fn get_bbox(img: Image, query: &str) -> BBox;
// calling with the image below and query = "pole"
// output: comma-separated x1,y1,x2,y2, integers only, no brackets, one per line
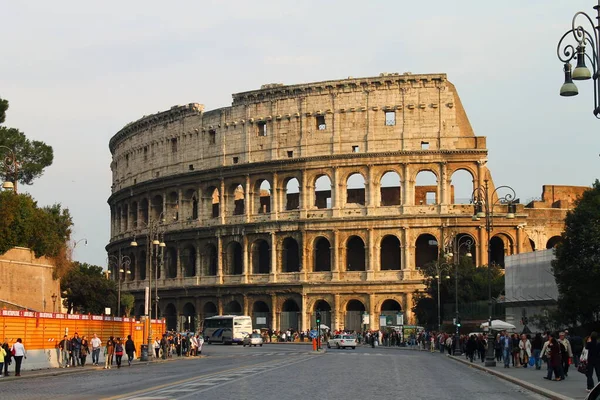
437,272,441,332
454,242,460,355
118,269,121,317
148,228,153,357
484,180,496,367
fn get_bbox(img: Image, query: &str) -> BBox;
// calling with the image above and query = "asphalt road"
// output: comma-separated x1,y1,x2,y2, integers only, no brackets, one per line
2,344,547,400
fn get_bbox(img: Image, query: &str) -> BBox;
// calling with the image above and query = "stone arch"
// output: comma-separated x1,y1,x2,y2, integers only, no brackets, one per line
151,194,163,220
285,177,300,210
415,233,438,269
490,233,514,268
345,299,366,332
380,299,402,312
165,246,177,278
252,239,270,274
252,300,270,329
313,299,332,328
182,302,196,331
314,237,331,272
380,235,401,270
546,236,562,249
229,183,245,216
280,298,301,331
183,189,198,220
346,173,366,205
315,174,332,209
415,170,438,205
380,171,401,206
450,168,475,204
255,179,271,214
181,244,196,277
202,244,218,276
203,302,217,319
346,235,366,271
140,198,149,225
165,303,177,331
204,186,220,218
225,241,243,275
167,191,179,221
282,237,300,273
224,300,242,315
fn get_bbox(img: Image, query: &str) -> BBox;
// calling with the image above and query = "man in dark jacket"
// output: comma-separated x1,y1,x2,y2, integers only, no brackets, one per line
125,335,135,367
70,333,82,367
58,335,72,368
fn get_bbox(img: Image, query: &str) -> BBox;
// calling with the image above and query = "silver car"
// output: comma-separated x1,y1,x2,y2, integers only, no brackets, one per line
243,333,264,347
327,334,357,349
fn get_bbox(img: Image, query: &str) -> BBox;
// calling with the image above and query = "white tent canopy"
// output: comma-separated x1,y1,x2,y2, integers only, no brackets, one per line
480,320,516,331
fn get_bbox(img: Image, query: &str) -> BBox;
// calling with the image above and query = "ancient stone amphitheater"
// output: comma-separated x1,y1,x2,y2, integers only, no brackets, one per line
107,72,583,332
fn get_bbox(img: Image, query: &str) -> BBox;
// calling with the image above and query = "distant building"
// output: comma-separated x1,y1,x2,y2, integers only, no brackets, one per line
504,249,558,333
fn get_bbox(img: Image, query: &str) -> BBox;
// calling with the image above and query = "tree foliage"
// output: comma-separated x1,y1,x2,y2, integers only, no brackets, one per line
120,292,135,317
0,97,53,189
61,262,117,315
0,191,73,277
552,180,600,327
412,257,505,329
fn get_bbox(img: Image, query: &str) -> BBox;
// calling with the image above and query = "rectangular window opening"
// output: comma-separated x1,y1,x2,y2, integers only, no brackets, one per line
155,172,160,178
125,154,129,168
385,111,396,126
426,192,436,205
287,151,293,158
316,115,326,130
421,141,429,150
189,164,194,171
144,147,148,161
233,157,239,164
171,138,178,153
209,129,216,144
352,145,359,153
257,122,267,136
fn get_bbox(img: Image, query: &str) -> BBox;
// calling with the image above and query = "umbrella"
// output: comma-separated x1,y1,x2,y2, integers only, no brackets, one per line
480,319,516,331
318,324,330,331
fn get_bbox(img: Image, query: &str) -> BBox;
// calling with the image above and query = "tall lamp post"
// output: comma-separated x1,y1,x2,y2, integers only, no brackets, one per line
443,233,473,355
0,145,18,192
557,1,600,117
471,179,517,367
131,214,165,357
107,254,131,317
51,293,58,313
431,262,451,333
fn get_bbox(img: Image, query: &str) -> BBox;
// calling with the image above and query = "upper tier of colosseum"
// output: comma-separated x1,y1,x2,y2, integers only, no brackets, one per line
109,72,486,193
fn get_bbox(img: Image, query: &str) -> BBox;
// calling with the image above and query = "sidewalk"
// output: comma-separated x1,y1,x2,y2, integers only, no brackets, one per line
449,355,589,400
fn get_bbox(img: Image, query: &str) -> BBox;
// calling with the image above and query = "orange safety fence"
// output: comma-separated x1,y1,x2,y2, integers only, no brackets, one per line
0,310,165,355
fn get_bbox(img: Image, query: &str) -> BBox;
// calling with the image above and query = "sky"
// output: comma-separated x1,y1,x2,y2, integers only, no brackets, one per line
1,0,598,268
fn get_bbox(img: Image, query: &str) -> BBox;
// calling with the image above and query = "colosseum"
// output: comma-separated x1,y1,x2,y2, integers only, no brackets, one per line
107,72,585,333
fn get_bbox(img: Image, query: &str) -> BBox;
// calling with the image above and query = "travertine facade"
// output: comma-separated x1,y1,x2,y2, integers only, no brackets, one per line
107,73,584,332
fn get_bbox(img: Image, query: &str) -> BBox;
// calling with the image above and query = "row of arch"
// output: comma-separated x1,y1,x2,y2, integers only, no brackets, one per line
111,168,477,234
142,298,403,332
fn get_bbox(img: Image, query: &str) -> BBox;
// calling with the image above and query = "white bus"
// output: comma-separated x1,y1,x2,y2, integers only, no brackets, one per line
203,315,253,345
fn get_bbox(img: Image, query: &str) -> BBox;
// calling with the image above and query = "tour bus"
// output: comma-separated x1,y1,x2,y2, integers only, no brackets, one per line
202,315,253,345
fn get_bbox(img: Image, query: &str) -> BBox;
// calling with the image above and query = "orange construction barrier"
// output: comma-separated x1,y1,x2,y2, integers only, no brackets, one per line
312,338,317,351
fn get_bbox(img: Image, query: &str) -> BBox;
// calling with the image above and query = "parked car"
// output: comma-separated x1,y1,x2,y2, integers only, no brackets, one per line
327,334,357,349
243,333,264,347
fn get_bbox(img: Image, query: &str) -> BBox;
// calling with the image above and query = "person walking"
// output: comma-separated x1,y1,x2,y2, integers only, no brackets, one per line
585,332,600,392
500,331,512,368
466,335,477,363
91,333,101,366
531,333,543,370
1,341,11,376
58,335,71,368
0,343,6,377
114,338,124,369
11,338,26,377
125,335,135,367
104,336,115,369
494,334,502,362
519,334,531,368
80,335,90,367
70,332,82,367
153,337,160,358
558,331,573,378
544,336,562,381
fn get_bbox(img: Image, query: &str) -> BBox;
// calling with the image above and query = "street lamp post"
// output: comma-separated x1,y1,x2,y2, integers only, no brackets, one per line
557,1,600,117
107,254,131,317
51,293,57,313
471,179,517,367
0,145,18,193
431,262,451,333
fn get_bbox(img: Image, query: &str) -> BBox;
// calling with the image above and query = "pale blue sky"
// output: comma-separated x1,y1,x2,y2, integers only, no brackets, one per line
1,0,598,267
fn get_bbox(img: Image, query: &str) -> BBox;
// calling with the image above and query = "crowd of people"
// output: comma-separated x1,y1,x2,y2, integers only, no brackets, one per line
58,332,136,370
0,338,26,377
152,331,204,359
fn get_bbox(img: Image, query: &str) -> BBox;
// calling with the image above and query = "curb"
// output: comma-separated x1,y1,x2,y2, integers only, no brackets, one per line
449,356,572,400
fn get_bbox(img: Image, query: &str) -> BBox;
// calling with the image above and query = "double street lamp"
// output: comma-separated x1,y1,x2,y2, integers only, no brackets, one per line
107,254,131,317
471,179,517,367
557,1,600,117
431,262,451,333
0,145,18,193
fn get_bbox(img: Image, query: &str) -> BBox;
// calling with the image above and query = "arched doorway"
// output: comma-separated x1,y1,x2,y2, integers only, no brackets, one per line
314,237,331,271
182,302,196,332
252,240,270,274
490,235,508,267
345,300,365,332
224,300,242,316
346,236,366,271
252,301,270,329
380,299,402,327
280,299,300,331
415,234,438,269
225,241,243,275
165,303,177,331
203,302,217,320
546,236,562,249
282,237,300,272
313,300,332,329
380,235,401,270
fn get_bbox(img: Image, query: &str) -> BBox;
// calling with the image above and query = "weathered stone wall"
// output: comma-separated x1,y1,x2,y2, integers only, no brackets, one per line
0,247,60,312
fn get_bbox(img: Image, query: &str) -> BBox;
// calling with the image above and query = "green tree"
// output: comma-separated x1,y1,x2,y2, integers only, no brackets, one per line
120,292,135,317
552,180,600,327
61,262,117,315
0,97,53,191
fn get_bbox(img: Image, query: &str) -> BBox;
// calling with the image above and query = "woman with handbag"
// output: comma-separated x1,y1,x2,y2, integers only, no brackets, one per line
114,338,124,369
11,338,26,377
519,334,532,368
79,335,90,367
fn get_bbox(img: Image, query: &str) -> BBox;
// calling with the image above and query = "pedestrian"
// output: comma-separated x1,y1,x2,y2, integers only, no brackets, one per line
104,336,115,369
494,334,502,362
80,335,90,367
70,332,82,367
511,333,520,367
466,335,477,362
91,333,102,366
1,341,11,376
477,334,486,362
585,332,600,392
114,338,124,369
125,335,135,367
500,331,512,368
153,337,160,358
558,331,572,378
571,333,584,368
0,343,6,377
11,338,26,377
58,335,71,368
544,336,562,381
532,333,543,370
519,334,531,368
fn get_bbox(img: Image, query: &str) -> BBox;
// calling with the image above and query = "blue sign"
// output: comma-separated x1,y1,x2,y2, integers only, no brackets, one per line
309,329,318,339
